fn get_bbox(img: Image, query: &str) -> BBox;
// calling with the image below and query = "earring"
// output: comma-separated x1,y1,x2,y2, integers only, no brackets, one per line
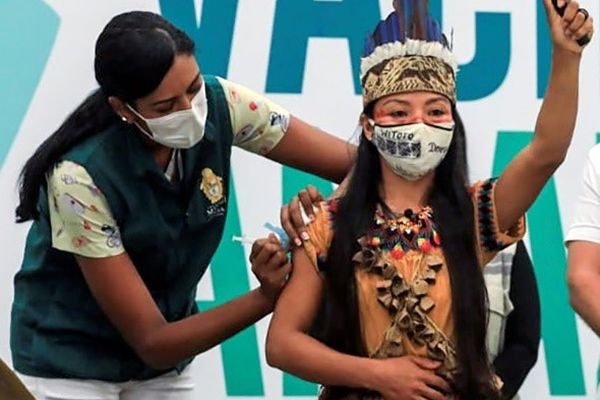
121,116,128,123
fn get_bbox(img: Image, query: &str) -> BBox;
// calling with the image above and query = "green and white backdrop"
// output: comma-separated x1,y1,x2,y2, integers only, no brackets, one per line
0,0,599,398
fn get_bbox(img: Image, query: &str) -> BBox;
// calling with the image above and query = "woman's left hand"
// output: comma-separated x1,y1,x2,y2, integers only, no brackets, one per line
280,185,324,248
544,0,594,54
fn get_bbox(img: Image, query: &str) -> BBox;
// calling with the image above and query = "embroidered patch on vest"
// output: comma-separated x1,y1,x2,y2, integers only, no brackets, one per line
200,168,224,205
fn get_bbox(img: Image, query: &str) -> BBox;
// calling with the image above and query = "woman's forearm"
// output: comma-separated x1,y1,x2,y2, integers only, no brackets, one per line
493,48,582,231
532,49,581,167
266,329,381,390
139,288,272,369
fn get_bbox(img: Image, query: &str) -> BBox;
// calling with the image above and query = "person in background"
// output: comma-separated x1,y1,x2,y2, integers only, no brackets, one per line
566,144,600,337
485,241,541,399
566,144,600,398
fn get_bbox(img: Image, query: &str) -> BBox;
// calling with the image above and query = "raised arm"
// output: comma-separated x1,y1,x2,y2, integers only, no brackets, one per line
494,0,593,232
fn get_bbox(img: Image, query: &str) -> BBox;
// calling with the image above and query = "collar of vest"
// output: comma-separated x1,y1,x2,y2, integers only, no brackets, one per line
121,125,214,179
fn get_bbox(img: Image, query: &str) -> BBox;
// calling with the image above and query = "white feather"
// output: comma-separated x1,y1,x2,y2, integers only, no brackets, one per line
360,39,458,79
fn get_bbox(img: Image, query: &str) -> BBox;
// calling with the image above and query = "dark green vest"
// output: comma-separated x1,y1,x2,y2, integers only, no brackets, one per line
11,76,233,381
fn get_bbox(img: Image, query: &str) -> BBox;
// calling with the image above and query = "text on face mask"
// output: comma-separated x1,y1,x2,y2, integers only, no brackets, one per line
377,128,415,141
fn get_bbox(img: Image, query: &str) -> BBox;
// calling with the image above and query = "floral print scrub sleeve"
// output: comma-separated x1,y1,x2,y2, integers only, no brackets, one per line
48,160,125,258
218,77,290,155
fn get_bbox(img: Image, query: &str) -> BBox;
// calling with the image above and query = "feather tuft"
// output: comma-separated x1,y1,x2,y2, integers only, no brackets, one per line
363,0,448,58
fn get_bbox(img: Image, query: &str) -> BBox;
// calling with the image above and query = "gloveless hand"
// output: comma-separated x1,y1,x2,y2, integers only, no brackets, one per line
544,0,594,54
250,234,291,305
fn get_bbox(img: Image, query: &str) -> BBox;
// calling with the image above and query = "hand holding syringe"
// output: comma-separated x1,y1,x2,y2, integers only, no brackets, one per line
231,194,318,293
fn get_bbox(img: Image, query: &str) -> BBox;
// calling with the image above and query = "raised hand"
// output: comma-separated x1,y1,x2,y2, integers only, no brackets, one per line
544,0,594,53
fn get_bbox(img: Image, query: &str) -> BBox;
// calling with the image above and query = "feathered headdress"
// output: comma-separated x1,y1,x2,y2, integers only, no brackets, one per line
361,0,457,107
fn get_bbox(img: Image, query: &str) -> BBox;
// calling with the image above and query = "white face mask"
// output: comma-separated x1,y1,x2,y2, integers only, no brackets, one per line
370,120,455,181
128,84,208,149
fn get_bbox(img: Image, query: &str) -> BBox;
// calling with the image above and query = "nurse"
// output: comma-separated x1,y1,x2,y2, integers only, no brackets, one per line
11,11,353,400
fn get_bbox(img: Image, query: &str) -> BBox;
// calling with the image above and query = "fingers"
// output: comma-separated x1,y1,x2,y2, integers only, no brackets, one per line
410,356,441,370
288,196,310,242
281,186,323,248
562,1,580,25
415,383,446,400
409,357,451,397
420,372,452,394
266,248,288,270
565,7,587,35
572,15,594,41
252,241,282,269
307,185,324,203
298,190,316,221
542,0,566,17
262,257,291,288
249,238,268,263
280,204,302,248
267,233,280,244
544,0,594,49
563,3,594,46
274,262,292,282
298,185,323,221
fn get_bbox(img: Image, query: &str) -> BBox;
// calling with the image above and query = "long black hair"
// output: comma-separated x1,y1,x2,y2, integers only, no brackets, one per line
15,11,195,222
320,107,497,398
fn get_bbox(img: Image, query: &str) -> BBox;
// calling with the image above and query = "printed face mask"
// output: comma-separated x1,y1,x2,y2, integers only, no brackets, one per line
128,84,208,149
370,120,455,180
